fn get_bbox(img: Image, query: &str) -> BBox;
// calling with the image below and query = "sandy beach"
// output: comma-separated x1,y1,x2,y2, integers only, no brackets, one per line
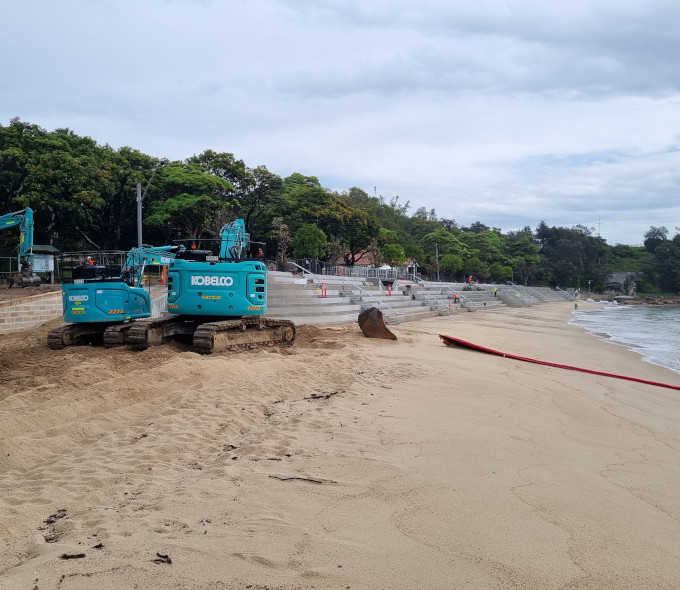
2,301,680,589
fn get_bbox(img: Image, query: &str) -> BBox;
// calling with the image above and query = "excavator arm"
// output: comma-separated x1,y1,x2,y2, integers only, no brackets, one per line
121,244,185,286
218,219,249,261
0,207,40,287
1,207,34,261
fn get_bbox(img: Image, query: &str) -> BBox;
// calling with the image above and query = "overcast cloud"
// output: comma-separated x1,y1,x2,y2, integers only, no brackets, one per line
3,0,680,245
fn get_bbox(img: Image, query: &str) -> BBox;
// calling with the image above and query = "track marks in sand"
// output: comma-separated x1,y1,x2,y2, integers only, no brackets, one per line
0,322,432,587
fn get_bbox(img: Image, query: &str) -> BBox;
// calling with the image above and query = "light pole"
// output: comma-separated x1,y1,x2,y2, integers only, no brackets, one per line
435,243,440,282
136,159,168,247
588,280,592,294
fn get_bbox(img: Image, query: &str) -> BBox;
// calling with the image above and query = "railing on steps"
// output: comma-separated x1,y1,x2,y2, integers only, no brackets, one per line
500,287,533,306
286,262,321,285
555,286,573,300
523,286,550,302
417,289,444,311
391,279,449,313
440,286,481,310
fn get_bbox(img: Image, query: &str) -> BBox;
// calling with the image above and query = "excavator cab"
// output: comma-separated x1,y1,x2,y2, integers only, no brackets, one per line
71,264,122,281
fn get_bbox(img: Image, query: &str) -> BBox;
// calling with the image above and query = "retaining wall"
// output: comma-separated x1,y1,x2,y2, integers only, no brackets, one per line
0,292,62,334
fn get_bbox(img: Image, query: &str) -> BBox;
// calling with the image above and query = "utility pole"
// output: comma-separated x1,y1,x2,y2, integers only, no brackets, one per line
435,243,440,281
136,159,168,247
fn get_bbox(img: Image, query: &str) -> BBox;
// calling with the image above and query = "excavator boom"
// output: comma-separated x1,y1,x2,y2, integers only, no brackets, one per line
0,207,41,287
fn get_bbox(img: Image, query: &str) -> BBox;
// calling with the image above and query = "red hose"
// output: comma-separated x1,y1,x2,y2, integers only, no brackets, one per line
438,334,680,391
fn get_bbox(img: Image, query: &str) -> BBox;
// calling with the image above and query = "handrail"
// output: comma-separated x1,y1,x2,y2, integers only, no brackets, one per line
421,290,448,310
524,286,550,302
441,286,478,309
354,279,400,317
287,261,320,283
501,288,533,306
554,286,572,300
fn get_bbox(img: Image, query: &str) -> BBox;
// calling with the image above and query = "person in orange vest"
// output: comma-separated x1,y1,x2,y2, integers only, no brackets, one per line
87,256,94,265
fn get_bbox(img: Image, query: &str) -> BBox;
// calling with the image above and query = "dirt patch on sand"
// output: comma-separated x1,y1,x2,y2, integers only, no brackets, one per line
0,284,61,302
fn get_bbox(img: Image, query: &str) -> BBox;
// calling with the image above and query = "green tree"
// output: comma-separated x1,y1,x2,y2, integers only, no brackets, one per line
439,253,463,278
271,217,291,271
292,223,328,258
489,262,513,281
377,227,398,245
339,208,380,265
187,149,252,195
382,243,406,266
16,127,113,249
644,226,668,253
238,165,285,236
145,162,234,242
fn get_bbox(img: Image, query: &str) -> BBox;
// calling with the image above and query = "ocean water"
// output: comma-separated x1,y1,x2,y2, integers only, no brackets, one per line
569,304,680,375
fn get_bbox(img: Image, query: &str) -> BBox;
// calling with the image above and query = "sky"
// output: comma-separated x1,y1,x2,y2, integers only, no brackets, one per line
3,0,680,246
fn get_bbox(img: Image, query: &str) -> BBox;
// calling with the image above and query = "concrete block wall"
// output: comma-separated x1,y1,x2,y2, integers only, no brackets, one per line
0,292,62,334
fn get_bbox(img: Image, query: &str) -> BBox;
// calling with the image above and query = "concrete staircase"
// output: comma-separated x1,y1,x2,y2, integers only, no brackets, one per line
494,284,569,305
524,286,570,302
264,272,455,325
413,281,505,310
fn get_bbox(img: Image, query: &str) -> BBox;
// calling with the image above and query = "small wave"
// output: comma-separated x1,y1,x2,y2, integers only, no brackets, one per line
570,306,680,375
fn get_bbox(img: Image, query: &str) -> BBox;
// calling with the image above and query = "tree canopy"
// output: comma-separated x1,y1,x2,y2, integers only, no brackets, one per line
2,118,678,292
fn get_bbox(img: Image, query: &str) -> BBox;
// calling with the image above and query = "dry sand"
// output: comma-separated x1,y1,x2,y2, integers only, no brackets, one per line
1,301,680,589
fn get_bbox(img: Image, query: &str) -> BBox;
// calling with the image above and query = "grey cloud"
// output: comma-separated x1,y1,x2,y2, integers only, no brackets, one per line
3,0,679,245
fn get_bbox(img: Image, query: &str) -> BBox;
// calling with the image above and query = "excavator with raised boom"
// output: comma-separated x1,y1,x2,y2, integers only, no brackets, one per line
126,219,296,354
0,207,41,287
47,244,184,349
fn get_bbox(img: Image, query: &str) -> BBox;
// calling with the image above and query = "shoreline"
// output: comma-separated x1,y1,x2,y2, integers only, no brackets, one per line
571,301,680,376
2,302,680,589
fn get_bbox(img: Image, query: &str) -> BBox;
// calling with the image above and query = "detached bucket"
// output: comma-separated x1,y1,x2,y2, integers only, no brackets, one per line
358,307,397,340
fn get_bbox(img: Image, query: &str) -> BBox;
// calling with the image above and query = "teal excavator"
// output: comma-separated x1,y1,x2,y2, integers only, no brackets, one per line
47,244,184,349
0,207,41,287
126,219,296,354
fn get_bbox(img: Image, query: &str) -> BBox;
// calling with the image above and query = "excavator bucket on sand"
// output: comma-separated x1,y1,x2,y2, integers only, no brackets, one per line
358,307,397,340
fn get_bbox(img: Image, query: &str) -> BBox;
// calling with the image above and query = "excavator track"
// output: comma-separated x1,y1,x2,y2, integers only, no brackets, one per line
126,317,182,351
193,317,296,354
47,323,105,349
126,315,296,354
47,324,74,350
48,321,136,350
102,323,135,348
